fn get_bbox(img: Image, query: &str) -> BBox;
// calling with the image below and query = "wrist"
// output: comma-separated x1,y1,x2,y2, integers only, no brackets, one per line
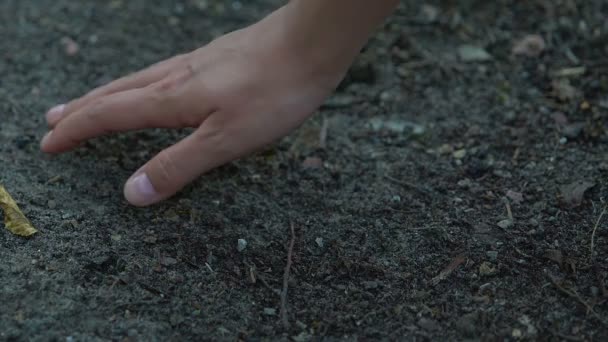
257,0,398,79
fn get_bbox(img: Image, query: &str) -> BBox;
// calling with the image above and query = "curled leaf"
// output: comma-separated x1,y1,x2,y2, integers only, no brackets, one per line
0,184,38,237
560,180,595,208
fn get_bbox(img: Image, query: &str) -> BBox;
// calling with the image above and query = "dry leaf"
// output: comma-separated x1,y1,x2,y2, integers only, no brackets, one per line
506,190,524,204
0,184,38,237
552,79,579,101
544,249,563,268
560,180,595,208
544,249,577,273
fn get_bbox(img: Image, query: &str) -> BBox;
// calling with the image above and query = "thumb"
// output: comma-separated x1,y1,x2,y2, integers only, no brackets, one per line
123,121,236,207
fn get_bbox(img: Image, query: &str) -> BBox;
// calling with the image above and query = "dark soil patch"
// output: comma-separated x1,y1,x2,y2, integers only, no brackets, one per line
1,0,607,340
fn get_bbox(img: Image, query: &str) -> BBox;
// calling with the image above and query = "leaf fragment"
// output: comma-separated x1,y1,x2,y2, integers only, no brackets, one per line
560,180,595,208
0,184,38,237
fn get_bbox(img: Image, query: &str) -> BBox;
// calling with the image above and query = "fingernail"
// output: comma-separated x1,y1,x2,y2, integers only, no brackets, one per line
41,130,53,149
124,173,158,206
46,104,65,123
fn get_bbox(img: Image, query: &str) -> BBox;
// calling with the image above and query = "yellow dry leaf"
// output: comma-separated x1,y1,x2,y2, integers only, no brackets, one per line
0,184,38,237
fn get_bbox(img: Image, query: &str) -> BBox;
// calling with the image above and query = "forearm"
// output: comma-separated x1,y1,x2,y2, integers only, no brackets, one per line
260,0,399,69
287,0,399,50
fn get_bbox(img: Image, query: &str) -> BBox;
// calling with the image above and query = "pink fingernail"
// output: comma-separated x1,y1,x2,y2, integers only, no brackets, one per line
40,130,53,149
46,104,65,123
124,173,158,206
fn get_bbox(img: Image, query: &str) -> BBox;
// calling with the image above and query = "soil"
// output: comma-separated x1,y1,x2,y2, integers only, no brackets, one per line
1,0,607,340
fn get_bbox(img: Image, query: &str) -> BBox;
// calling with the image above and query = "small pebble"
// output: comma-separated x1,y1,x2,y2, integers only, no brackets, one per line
512,328,523,338
417,317,440,331
437,144,453,155
60,36,79,56
497,219,513,229
479,262,497,276
161,257,178,266
493,169,512,178
503,111,517,122
457,179,472,188
263,308,276,316
453,149,467,159
458,45,493,62
302,157,323,169
237,239,247,252
315,237,324,248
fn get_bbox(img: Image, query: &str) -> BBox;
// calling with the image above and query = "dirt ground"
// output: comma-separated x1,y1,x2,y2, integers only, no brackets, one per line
1,0,607,340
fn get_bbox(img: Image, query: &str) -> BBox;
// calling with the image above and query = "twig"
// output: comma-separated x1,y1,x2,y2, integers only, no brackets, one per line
280,222,296,330
400,59,434,70
590,205,607,262
547,273,607,326
260,275,281,296
430,255,466,286
549,330,583,342
137,281,165,296
594,263,608,298
504,199,513,221
319,117,329,149
385,175,433,197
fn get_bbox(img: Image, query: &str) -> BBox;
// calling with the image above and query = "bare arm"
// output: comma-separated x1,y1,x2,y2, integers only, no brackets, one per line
284,0,400,63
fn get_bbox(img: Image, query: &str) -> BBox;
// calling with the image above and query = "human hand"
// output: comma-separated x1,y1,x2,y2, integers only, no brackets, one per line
41,6,351,207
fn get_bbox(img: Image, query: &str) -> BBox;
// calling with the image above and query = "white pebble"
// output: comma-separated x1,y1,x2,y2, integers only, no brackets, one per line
237,239,247,252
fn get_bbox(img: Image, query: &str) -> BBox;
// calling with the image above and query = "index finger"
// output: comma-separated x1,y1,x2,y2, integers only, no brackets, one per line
47,54,187,127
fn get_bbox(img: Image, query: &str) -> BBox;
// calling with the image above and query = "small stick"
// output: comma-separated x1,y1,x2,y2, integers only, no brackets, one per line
385,175,432,197
280,222,296,330
430,255,466,286
319,117,329,149
590,205,607,262
505,198,513,221
548,274,607,326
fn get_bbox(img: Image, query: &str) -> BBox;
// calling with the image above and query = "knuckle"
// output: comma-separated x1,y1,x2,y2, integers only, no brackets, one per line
193,118,238,158
151,61,196,95
85,98,109,122
148,72,188,108
155,151,178,188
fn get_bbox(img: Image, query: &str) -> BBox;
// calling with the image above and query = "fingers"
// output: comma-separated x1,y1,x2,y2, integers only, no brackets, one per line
41,79,214,153
45,54,187,127
123,103,315,206
124,114,242,206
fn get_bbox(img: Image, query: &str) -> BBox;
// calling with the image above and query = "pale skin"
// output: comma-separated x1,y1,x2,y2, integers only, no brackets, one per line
41,0,400,207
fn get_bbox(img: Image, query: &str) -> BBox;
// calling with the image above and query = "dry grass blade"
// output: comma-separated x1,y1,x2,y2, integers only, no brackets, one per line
280,222,296,330
431,255,466,286
590,205,607,262
548,273,608,327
